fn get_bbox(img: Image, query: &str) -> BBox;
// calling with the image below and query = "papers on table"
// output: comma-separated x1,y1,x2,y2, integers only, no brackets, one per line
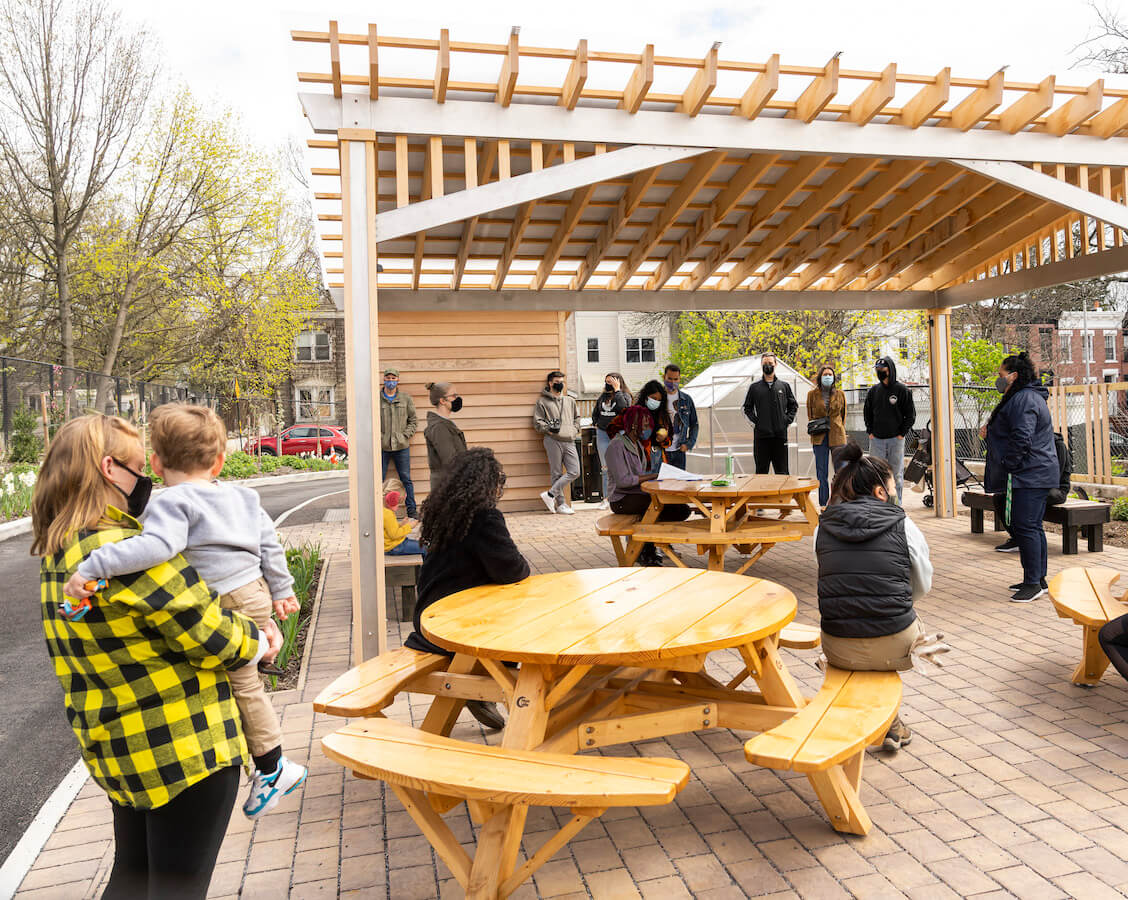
657,462,710,481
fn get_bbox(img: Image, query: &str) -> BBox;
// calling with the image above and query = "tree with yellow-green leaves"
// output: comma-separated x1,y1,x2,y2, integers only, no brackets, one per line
670,310,881,382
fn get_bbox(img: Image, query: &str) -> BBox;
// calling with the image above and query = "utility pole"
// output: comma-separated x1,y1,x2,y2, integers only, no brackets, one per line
1083,297,1092,384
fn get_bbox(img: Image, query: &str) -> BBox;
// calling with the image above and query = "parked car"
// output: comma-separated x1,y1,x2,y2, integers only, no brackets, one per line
245,424,348,459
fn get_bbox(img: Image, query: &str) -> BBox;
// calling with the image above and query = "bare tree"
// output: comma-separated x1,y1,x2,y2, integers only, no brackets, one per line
0,0,154,372
1075,3,1128,72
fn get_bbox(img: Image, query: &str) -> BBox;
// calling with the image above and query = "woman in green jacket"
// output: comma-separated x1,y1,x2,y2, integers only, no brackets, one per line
32,415,282,899
423,381,468,487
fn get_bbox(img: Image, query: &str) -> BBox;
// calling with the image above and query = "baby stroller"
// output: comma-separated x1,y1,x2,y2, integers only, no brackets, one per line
902,420,981,508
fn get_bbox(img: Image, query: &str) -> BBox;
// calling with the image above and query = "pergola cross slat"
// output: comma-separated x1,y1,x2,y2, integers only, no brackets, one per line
294,23,1128,658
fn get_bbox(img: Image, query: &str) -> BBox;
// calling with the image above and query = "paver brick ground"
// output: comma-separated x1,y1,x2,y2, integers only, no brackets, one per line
16,500,1128,897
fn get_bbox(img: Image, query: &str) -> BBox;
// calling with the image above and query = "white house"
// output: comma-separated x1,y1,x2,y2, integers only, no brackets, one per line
839,311,930,389
566,312,673,398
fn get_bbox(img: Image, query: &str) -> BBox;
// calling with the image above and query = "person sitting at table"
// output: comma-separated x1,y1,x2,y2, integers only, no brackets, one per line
404,447,530,731
816,442,933,752
635,380,673,469
605,405,689,567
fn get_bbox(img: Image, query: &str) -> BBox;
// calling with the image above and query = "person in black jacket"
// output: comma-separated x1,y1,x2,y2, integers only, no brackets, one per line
863,356,917,501
592,372,631,509
742,353,798,474
992,430,1071,552
817,443,933,751
983,352,1058,603
405,447,531,730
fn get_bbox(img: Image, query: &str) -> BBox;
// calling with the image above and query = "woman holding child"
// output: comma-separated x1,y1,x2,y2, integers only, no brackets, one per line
34,412,288,899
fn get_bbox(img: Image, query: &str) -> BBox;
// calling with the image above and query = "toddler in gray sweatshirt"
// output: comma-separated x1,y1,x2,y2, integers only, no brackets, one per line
66,403,307,819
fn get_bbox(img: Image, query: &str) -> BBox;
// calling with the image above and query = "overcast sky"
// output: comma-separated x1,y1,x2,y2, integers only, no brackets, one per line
115,0,1127,151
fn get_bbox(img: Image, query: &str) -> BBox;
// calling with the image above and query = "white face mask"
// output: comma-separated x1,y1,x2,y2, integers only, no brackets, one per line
645,397,661,411
821,375,834,388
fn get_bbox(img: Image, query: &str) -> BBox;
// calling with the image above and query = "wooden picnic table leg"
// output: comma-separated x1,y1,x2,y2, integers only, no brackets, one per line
1073,625,1111,685
748,636,873,835
420,654,482,736
626,494,665,566
467,664,553,898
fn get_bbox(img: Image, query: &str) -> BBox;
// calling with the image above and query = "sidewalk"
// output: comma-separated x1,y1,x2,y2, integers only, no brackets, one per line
15,505,1128,898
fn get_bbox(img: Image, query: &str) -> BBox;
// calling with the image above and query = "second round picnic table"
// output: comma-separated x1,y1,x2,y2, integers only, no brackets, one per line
621,473,821,572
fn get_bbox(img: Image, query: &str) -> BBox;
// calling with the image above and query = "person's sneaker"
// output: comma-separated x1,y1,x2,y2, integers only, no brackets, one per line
882,717,912,751
995,539,1020,552
539,491,556,514
556,503,575,515
1011,583,1048,603
243,757,307,819
1009,578,1048,592
466,700,505,731
598,499,610,510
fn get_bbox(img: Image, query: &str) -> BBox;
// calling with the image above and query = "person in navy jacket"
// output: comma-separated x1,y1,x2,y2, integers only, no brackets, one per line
983,352,1059,603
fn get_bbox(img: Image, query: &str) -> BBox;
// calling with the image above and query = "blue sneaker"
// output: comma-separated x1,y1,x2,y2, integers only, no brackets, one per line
243,756,307,819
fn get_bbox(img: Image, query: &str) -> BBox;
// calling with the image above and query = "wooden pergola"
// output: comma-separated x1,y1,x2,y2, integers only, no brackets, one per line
293,24,1128,657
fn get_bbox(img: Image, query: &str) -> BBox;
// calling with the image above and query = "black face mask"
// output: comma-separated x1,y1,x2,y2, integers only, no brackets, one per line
112,459,152,518
876,368,888,380
450,396,463,413
603,383,614,393
551,381,564,393
762,364,775,376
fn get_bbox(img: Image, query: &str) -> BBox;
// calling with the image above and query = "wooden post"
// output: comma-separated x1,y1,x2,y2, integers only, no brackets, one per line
927,309,957,517
340,128,387,660
40,392,50,449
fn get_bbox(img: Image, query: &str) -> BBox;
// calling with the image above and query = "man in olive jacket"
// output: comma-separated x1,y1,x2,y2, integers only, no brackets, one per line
380,367,418,517
533,370,581,514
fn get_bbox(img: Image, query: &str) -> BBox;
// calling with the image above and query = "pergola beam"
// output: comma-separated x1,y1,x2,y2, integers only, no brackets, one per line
951,158,1128,231
941,243,1128,305
368,287,942,312
372,144,709,243
299,94,1128,167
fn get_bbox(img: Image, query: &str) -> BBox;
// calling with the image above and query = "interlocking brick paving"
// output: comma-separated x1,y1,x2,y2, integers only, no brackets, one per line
16,502,1128,898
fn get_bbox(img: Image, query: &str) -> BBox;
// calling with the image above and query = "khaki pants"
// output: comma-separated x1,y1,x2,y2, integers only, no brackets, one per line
219,578,282,758
821,619,924,672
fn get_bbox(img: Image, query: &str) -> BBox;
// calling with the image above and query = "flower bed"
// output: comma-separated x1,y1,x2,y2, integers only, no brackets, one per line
265,541,323,692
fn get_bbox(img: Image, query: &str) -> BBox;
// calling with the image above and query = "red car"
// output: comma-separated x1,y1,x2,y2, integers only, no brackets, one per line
246,424,348,459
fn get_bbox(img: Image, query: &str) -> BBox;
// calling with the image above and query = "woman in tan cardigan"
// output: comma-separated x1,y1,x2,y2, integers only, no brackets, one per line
807,364,848,507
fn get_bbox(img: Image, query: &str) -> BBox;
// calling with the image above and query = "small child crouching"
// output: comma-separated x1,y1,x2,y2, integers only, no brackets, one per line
384,490,424,556
66,404,306,817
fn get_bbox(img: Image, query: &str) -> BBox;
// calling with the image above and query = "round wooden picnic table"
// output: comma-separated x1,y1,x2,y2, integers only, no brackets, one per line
421,567,797,667
631,474,820,572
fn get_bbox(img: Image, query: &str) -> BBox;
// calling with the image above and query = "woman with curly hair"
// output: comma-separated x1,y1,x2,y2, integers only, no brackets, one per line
404,447,530,730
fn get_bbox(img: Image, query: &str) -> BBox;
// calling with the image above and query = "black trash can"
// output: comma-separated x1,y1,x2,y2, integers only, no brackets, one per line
571,427,604,502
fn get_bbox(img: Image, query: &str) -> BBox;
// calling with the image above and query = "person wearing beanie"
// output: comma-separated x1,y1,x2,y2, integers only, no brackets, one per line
423,381,467,487
384,490,423,556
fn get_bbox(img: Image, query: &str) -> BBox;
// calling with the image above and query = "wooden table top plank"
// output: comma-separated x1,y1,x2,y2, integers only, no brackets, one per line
423,568,799,666
643,475,818,500
421,567,637,634
1049,567,1109,627
1086,567,1126,622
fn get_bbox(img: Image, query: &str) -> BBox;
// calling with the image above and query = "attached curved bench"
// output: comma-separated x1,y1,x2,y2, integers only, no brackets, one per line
744,666,901,835
322,719,689,898
596,513,642,565
777,621,821,650
312,647,449,717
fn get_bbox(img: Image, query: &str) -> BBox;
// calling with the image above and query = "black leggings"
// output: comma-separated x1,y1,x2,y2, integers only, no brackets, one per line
103,766,240,900
1100,614,1128,684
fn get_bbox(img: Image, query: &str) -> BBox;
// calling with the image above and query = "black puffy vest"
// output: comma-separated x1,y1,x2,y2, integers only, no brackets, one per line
816,496,915,639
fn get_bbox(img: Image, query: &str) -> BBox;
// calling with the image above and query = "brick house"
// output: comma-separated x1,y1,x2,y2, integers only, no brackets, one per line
283,292,347,428
1006,310,1128,386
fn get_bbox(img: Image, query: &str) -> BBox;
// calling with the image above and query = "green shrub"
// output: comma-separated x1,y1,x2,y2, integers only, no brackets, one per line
257,455,282,473
1112,497,1128,522
8,406,42,464
271,542,323,685
219,451,258,480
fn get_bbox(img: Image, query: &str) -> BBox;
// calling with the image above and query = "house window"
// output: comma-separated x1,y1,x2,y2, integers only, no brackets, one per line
296,387,334,419
1083,333,1094,364
1039,327,1053,360
625,337,655,364
898,337,909,361
586,337,599,363
1106,333,1116,362
1060,332,1072,363
296,331,330,362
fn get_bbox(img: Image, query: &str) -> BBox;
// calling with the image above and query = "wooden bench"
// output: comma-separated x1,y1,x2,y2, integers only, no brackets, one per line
596,513,641,565
777,622,821,650
322,718,689,898
313,647,449,717
962,492,1110,554
744,667,902,835
385,554,424,620
1048,567,1128,685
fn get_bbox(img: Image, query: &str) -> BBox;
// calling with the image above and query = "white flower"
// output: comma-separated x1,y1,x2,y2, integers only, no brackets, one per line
2,474,14,492
19,471,35,488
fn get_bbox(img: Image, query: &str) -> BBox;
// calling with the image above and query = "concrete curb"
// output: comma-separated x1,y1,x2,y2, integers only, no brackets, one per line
0,469,350,544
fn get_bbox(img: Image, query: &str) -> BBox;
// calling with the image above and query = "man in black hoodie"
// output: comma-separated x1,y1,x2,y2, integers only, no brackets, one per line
863,356,916,501
743,353,799,475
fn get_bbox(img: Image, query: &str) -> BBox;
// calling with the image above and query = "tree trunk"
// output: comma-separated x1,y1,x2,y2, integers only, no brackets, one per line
94,270,138,413
56,236,75,391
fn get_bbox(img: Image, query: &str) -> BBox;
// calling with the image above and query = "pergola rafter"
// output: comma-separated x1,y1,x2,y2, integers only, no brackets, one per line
293,22,1128,658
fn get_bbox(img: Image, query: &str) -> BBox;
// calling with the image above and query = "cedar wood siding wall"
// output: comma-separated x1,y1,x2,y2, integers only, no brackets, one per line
378,309,567,513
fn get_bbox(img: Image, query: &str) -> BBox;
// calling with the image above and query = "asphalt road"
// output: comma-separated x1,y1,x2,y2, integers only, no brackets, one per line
0,473,349,867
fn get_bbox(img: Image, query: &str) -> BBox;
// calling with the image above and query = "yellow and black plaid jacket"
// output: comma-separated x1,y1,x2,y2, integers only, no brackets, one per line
41,506,262,809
